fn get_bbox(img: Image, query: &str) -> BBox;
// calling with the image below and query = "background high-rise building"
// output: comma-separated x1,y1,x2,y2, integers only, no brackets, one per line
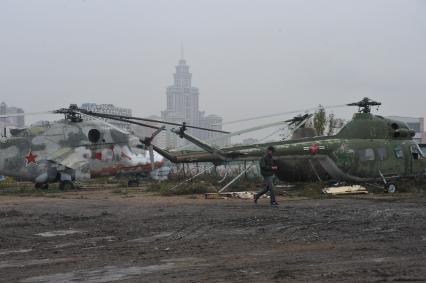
161,56,227,149
0,102,25,128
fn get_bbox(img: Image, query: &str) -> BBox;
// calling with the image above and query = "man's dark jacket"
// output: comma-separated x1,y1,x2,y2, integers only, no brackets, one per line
259,154,275,177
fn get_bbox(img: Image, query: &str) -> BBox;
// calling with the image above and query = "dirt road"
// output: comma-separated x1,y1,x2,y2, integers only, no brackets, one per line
0,190,425,282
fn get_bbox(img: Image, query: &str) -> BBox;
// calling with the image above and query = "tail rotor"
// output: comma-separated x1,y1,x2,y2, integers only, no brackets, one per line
141,126,165,171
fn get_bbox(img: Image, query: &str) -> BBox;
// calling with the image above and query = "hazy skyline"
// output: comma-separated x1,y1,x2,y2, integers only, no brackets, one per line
1,0,425,131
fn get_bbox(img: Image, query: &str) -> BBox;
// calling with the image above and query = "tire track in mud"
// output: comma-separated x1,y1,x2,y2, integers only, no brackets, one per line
154,208,215,243
126,208,216,246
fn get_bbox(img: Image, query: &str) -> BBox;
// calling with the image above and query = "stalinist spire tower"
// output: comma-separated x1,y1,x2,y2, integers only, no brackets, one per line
161,49,200,148
161,48,226,149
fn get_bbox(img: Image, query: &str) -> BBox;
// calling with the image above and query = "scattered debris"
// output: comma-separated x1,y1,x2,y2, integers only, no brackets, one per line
205,191,268,199
322,185,369,195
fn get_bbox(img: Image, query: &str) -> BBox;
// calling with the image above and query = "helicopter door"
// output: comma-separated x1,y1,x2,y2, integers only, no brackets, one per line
409,145,424,175
376,146,396,176
356,148,376,177
392,146,406,175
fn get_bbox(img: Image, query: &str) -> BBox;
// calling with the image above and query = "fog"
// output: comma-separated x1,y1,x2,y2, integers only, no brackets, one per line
1,0,425,132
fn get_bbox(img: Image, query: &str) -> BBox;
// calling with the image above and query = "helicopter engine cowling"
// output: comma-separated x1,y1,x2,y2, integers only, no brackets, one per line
88,128,102,143
393,129,415,139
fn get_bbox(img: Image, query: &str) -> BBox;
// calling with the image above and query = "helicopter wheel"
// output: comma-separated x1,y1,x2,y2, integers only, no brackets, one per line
385,183,397,193
59,180,75,191
35,183,49,190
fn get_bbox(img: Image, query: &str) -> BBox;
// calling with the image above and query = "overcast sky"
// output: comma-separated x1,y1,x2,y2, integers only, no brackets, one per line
1,0,425,131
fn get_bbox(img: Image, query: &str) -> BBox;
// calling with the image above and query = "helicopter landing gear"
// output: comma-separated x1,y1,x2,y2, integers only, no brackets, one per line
59,180,75,191
379,170,397,193
35,183,49,190
385,183,397,194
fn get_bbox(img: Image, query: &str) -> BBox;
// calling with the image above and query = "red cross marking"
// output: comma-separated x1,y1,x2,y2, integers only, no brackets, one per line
310,143,319,154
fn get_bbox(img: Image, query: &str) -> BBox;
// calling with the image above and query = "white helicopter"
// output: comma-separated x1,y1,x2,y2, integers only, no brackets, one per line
0,104,227,190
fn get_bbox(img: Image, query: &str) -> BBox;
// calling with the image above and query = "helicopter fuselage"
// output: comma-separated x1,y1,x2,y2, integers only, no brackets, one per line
0,120,165,185
160,113,425,183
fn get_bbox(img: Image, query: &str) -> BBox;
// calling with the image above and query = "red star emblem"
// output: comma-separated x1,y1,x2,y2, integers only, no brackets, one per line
310,143,319,154
25,151,38,166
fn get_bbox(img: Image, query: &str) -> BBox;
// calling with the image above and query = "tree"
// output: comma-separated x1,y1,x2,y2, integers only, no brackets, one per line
313,105,326,136
327,113,336,136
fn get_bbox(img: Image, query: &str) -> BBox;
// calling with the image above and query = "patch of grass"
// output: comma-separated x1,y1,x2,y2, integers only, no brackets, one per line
395,179,426,194
146,183,162,192
281,182,326,198
111,188,128,195
0,185,75,197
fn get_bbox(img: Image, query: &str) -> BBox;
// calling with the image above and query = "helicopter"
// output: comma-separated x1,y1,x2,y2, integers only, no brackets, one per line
139,98,425,193
0,104,227,190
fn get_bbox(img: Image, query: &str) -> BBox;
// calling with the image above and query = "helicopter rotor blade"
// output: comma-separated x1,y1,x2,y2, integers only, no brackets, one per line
219,104,347,126
126,116,229,134
174,120,288,151
174,112,316,151
0,111,53,118
73,109,229,134
151,126,165,139
77,112,130,135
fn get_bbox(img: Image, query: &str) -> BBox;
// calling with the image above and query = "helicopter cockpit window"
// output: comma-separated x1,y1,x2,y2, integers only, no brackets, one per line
410,145,423,160
394,147,404,159
358,148,375,161
376,147,388,161
416,144,425,158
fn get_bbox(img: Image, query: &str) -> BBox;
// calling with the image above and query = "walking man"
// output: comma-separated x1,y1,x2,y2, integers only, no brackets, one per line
254,146,279,205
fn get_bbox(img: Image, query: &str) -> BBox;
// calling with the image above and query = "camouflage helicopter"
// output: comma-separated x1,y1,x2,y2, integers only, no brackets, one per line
138,98,425,193
0,104,227,190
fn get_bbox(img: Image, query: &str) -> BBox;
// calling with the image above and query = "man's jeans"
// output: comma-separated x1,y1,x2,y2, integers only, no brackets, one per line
255,176,276,204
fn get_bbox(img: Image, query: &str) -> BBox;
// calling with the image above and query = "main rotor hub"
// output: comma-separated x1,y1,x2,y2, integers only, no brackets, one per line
347,97,381,113
285,113,313,127
54,104,83,122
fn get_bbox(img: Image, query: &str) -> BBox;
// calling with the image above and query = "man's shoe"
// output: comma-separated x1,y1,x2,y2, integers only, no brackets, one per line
271,202,279,206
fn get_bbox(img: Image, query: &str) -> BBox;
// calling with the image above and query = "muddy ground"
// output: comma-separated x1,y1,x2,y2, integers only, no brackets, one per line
0,188,425,282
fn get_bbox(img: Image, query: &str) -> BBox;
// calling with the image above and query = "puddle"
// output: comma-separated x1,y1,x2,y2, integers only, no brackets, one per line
35,229,83,237
21,263,175,283
20,257,208,282
0,249,32,256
